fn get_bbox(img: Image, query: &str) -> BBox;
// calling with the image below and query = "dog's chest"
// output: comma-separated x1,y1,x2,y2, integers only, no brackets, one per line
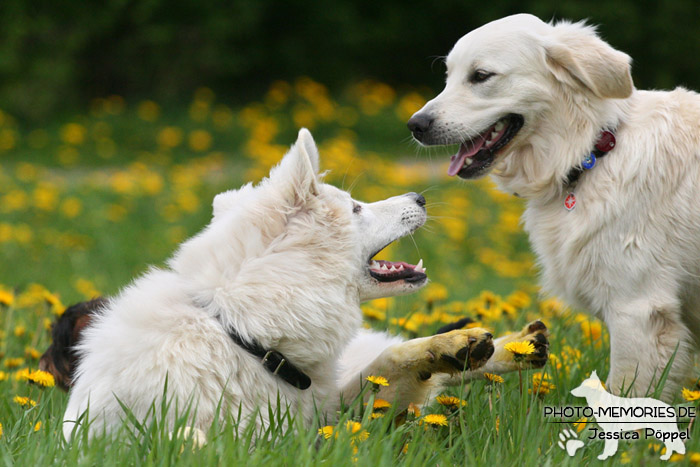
523,201,637,314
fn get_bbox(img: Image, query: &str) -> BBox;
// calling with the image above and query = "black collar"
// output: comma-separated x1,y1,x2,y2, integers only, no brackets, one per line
224,326,312,390
564,130,617,187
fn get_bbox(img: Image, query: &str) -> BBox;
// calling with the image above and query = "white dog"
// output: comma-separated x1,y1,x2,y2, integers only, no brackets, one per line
63,129,547,440
408,14,700,400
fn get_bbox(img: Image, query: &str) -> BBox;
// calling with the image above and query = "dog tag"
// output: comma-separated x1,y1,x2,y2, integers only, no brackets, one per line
582,153,596,170
564,192,576,211
595,131,616,152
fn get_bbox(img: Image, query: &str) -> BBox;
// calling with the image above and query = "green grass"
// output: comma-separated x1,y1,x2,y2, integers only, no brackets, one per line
0,79,699,465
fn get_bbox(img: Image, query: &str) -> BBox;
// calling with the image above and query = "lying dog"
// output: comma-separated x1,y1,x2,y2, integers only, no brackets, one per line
408,14,700,400
61,129,548,440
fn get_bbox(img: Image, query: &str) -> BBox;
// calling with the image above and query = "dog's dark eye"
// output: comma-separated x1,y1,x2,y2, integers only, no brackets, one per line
352,203,362,214
469,69,495,84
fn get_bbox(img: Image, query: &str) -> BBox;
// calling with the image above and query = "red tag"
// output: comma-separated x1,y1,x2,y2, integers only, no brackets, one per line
564,193,576,211
595,131,616,152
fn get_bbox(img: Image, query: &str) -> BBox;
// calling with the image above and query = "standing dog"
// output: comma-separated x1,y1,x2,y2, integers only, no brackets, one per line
62,129,547,440
408,14,700,400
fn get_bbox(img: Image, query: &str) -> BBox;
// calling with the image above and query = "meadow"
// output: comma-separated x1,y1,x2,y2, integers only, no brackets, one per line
0,78,699,465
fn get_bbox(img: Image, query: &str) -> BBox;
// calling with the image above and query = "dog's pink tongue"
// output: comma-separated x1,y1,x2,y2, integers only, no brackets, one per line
447,137,487,176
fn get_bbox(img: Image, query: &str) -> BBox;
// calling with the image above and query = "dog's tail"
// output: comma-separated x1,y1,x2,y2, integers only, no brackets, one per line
39,297,106,391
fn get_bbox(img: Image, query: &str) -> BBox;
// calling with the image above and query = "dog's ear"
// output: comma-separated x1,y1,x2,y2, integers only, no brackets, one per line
545,21,633,99
269,128,320,204
590,370,599,380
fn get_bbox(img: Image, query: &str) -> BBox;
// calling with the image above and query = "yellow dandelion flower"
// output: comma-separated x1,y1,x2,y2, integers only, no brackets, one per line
682,387,700,402
506,291,531,309
14,396,36,407
370,412,384,420
157,126,183,148
355,430,370,442
0,288,14,306
188,129,213,152
574,417,588,433
13,325,25,338
5,358,25,369
60,197,83,218
34,421,42,432
436,395,467,408
390,317,418,333
504,341,535,356
0,422,2,438
25,347,40,360
407,402,421,418
318,425,334,439
27,369,55,388
345,421,362,434
14,368,31,381
362,306,386,321
422,414,448,427
0,371,7,381
137,100,160,122
423,283,448,303
530,373,556,396
43,291,65,316
60,123,87,145
372,398,391,410
484,373,504,384
366,375,389,387
495,416,500,434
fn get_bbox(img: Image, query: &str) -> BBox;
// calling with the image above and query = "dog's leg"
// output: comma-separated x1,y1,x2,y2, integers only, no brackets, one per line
605,300,693,401
338,328,494,410
438,320,549,386
598,436,619,460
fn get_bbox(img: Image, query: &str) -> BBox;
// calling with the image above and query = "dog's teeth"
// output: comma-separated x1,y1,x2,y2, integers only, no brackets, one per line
380,264,388,271
370,260,378,269
495,120,505,131
423,267,427,274
389,265,397,272
491,131,499,140
416,259,423,271
398,264,404,271
463,158,473,167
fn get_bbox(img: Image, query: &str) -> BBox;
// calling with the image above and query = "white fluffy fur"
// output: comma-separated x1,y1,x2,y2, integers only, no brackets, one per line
411,13,700,400
64,129,506,440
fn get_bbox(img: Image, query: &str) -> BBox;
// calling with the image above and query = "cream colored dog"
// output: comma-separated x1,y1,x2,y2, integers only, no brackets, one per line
63,129,547,441
409,14,700,401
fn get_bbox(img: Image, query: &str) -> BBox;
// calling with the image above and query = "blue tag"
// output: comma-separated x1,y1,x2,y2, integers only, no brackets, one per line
582,153,596,170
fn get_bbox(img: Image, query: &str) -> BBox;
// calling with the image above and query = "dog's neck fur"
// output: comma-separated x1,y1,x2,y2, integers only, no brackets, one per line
171,191,364,376
492,85,633,203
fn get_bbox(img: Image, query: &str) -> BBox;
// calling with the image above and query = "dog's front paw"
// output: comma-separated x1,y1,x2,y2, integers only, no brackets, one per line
424,328,495,376
496,320,549,368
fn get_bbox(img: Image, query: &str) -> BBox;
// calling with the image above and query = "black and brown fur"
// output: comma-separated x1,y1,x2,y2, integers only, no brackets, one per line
39,298,106,391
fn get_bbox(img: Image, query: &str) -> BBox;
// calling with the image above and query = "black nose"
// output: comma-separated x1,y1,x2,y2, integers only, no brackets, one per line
409,192,426,208
407,114,434,141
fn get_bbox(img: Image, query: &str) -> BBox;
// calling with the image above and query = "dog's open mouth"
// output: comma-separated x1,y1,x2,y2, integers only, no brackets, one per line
368,257,427,284
447,114,524,179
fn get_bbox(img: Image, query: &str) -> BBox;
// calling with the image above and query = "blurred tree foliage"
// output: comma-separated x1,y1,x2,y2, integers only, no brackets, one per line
1,0,699,122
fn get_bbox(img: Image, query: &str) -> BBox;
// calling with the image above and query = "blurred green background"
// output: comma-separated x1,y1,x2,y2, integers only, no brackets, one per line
2,5,700,465
2,0,699,123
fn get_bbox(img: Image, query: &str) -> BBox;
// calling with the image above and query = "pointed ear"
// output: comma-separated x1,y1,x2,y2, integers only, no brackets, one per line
268,128,320,204
545,21,633,99
590,370,599,380
296,128,320,174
